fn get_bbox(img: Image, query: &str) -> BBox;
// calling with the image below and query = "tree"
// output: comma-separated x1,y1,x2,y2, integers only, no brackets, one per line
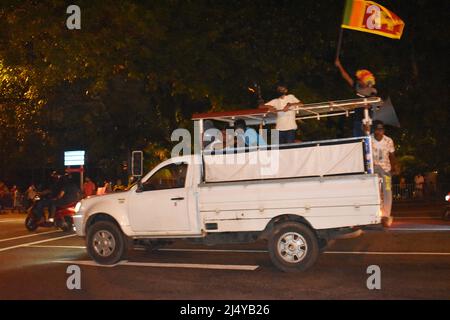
0,0,448,186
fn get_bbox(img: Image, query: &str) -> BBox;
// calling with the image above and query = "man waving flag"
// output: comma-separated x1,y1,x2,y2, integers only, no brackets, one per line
341,0,405,39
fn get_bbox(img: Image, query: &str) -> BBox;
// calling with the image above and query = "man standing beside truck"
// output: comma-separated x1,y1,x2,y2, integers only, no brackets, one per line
260,84,302,144
371,120,399,227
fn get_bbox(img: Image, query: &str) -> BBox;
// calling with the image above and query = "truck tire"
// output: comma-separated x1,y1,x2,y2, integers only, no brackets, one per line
86,221,128,265
268,221,319,272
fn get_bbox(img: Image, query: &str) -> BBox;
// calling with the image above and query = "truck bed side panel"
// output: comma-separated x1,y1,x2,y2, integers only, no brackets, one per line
198,174,381,231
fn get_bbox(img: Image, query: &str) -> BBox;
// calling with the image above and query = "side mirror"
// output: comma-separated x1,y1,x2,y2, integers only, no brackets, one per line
136,180,144,193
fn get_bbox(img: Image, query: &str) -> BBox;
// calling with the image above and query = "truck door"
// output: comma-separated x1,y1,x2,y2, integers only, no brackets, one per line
129,162,191,232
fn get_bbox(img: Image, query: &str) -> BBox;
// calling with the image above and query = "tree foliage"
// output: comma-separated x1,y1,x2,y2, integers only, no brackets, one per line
0,0,448,185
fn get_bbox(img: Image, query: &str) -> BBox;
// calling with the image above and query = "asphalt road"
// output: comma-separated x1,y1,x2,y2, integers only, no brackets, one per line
0,211,449,300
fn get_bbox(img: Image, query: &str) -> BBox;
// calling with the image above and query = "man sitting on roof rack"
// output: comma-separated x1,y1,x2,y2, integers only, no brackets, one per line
203,120,224,151
259,83,302,145
203,120,237,152
234,119,267,148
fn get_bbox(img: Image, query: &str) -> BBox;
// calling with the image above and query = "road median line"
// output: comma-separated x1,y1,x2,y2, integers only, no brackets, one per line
324,251,450,255
53,260,259,271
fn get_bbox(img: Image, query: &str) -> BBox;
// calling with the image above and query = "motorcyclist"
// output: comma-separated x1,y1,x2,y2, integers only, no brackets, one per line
47,174,81,223
33,171,63,223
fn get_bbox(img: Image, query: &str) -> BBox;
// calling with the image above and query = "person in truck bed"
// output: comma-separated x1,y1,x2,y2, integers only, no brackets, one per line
260,83,303,145
335,58,377,137
234,119,267,148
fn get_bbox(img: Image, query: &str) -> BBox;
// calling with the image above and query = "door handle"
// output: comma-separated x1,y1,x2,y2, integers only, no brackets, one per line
171,197,184,201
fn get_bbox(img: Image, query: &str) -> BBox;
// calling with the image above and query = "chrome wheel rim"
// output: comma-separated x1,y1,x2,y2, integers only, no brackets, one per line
277,232,308,263
92,230,116,257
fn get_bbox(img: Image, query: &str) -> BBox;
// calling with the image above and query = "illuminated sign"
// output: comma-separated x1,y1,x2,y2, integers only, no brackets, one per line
64,150,85,166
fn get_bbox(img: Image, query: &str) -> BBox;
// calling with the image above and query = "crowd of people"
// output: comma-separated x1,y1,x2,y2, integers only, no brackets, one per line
0,174,129,214
0,182,22,212
199,66,403,228
83,177,127,197
203,60,378,151
202,83,303,152
395,173,436,200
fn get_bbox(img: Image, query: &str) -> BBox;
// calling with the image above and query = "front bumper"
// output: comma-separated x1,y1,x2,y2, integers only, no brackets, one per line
73,214,86,236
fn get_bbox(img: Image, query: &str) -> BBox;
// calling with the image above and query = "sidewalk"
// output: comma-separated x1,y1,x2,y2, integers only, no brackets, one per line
0,209,28,216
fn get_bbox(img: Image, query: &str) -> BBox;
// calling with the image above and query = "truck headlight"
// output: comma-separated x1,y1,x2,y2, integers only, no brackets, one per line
74,202,82,213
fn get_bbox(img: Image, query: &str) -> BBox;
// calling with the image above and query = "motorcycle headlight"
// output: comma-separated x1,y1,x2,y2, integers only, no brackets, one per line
446,195,450,202
74,202,82,213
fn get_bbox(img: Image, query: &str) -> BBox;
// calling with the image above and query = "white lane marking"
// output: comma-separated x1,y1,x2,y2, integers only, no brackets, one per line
324,251,450,256
54,260,259,271
54,260,123,268
158,248,267,253
0,230,61,243
394,217,442,220
0,234,77,253
0,219,25,223
388,227,450,232
29,245,86,249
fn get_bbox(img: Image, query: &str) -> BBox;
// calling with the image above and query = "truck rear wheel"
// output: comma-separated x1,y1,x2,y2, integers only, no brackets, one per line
87,221,128,265
268,222,319,272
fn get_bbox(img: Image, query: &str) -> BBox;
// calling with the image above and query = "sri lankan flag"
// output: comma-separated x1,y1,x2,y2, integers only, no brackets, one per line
342,0,405,39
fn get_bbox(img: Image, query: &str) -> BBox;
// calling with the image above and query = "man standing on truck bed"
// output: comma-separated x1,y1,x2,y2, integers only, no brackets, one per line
260,83,302,144
335,58,377,137
372,120,399,227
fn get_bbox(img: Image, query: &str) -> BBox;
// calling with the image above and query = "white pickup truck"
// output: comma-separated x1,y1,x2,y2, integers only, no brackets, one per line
74,137,383,272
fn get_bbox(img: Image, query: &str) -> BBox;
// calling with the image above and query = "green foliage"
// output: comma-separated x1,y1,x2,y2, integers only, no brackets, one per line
0,0,448,184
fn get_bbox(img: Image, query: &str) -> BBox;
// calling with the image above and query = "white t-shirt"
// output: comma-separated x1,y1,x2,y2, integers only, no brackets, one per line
266,94,299,131
371,134,395,173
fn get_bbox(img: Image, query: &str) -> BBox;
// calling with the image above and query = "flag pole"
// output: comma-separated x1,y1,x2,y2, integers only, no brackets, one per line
335,27,344,61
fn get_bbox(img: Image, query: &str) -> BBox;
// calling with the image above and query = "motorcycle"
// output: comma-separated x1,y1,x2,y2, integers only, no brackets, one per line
25,195,76,232
444,192,450,221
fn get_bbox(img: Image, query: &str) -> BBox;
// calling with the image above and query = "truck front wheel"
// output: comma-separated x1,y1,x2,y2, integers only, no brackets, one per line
87,221,128,265
268,222,319,272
